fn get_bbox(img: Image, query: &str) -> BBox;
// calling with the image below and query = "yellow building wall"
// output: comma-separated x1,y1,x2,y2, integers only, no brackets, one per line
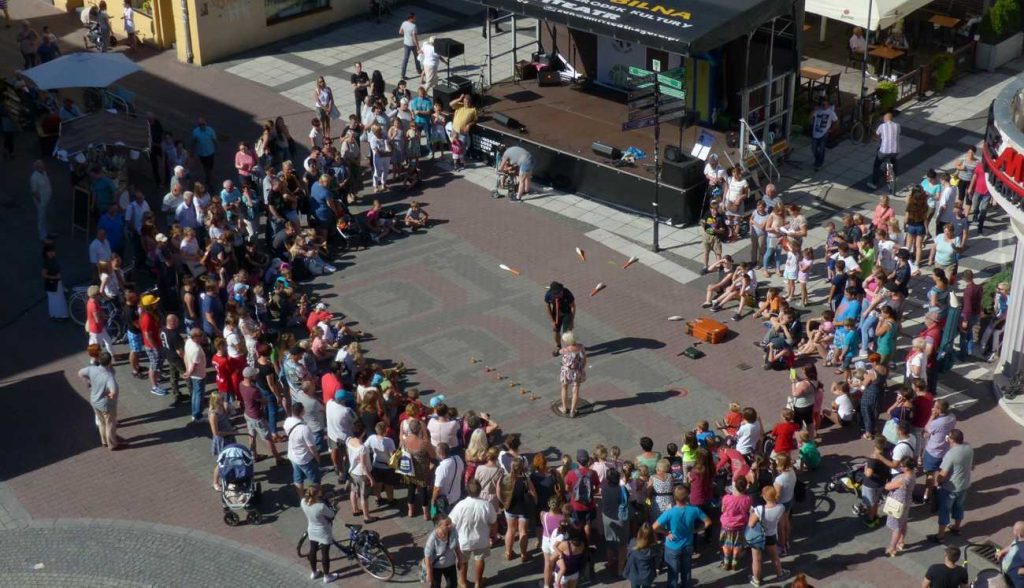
172,0,365,65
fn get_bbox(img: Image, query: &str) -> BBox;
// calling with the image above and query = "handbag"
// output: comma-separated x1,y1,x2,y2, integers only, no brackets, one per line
882,494,905,518
387,448,403,470
744,506,767,549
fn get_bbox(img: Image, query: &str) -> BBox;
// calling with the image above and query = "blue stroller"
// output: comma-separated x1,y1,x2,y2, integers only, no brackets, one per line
217,443,263,526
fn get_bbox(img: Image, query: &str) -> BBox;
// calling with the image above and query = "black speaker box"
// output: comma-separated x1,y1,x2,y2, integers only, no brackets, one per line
448,74,473,94
538,70,560,87
661,155,704,189
492,112,524,131
433,84,463,112
433,38,465,59
664,145,682,163
591,141,622,160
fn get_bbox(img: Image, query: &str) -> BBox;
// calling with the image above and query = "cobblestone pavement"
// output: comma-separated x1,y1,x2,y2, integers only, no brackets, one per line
0,0,1021,586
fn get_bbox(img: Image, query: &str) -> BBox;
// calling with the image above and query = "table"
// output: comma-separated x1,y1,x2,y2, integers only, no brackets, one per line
800,66,830,100
803,22,813,32
868,46,906,77
929,14,961,28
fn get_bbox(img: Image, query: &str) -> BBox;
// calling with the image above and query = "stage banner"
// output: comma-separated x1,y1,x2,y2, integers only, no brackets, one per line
468,0,797,54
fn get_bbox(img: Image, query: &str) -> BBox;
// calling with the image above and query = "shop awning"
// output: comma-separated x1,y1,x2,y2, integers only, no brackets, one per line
466,0,799,54
55,110,151,158
804,0,932,31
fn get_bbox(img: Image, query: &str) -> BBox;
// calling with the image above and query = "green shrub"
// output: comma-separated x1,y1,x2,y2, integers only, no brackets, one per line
982,268,1012,313
979,0,1022,43
931,54,956,91
875,81,898,111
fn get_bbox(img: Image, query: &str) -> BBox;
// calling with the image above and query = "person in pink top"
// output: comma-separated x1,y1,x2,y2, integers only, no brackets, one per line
872,194,895,229
234,141,255,188
966,159,990,233
719,477,753,571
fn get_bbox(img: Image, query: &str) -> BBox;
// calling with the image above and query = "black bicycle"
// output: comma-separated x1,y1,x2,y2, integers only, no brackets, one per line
297,523,395,581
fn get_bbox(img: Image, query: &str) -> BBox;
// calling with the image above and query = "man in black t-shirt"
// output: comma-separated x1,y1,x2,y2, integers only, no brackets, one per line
351,61,370,118
160,314,187,405
544,281,575,356
859,436,889,526
701,201,727,274
923,546,968,588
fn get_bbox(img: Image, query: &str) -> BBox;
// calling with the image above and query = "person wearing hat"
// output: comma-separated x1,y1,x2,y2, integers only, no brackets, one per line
564,449,600,543
701,200,727,274
139,293,168,396
545,282,576,357
306,302,332,334
239,365,284,464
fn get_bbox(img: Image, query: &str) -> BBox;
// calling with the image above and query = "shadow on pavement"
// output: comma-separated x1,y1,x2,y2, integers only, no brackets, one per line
587,336,666,357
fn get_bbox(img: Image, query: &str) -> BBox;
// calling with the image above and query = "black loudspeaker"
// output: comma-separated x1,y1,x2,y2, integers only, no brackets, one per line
433,83,462,112
664,145,682,163
538,70,560,87
448,74,473,94
661,155,705,189
591,141,622,160
433,38,465,59
492,112,525,132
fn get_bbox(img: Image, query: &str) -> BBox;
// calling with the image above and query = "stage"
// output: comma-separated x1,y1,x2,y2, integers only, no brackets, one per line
469,80,752,225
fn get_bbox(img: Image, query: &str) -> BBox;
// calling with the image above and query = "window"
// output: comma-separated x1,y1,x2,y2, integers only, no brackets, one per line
266,0,330,24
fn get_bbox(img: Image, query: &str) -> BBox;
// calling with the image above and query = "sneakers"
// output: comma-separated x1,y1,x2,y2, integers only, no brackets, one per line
701,302,713,308
777,569,790,580
323,572,339,583
732,313,742,322
750,576,762,587
150,386,169,396
865,517,883,528
310,571,323,581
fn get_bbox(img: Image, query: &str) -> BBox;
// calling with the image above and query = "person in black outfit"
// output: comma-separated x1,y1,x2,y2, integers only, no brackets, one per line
922,546,968,588
147,112,165,185
351,62,370,118
160,313,187,405
544,281,575,356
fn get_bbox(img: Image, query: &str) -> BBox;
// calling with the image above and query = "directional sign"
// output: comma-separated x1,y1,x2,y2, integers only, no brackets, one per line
628,94,682,112
628,66,654,77
659,86,686,100
628,101,686,122
622,116,659,131
657,74,684,90
659,110,689,123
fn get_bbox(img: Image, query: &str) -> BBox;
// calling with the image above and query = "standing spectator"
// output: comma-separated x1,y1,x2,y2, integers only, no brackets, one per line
42,245,68,321
425,514,462,588
995,521,1024,588
624,523,659,588
558,331,587,418
183,327,207,423
923,546,968,588
351,62,370,117
301,486,339,583
921,399,957,504
931,429,974,543
17,21,39,69
432,442,465,516
700,201,727,274
600,469,629,577
500,459,537,561
399,13,421,80
313,76,337,139
160,314,187,405
209,392,235,490
958,271,984,359
191,117,218,184
918,311,944,394
78,351,119,450
420,37,443,92
749,200,769,268
868,111,899,190
747,486,787,587
934,173,958,236
36,27,61,63
284,402,321,500
449,479,497,588
89,228,113,267
719,477,752,571
30,160,52,241
139,293,168,396
810,98,837,171
564,449,600,543
884,457,916,557
239,366,283,463
967,157,991,233
653,485,711,588
85,285,113,355
345,420,374,522
860,436,889,527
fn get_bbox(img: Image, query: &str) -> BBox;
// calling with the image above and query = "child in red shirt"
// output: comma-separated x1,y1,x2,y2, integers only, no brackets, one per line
770,409,801,456
210,337,236,409
716,402,744,438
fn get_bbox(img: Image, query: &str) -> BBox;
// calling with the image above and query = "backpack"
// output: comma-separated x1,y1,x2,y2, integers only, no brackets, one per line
572,470,593,505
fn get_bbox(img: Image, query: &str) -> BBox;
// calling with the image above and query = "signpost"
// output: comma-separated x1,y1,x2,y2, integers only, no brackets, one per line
624,66,687,253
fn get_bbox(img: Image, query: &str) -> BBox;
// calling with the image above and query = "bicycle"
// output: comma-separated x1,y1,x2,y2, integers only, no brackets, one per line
68,286,127,344
297,523,395,581
883,159,896,196
849,95,880,144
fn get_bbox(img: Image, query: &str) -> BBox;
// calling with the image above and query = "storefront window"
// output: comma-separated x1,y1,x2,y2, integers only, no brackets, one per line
137,0,153,16
266,0,330,24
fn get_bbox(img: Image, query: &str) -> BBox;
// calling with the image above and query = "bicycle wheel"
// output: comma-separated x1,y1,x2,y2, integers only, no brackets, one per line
68,291,88,326
107,317,127,345
296,532,310,558
850,122,867,144
355,542,395,581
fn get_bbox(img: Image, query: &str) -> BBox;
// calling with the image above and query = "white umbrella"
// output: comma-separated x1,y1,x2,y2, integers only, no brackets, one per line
22,52,142,90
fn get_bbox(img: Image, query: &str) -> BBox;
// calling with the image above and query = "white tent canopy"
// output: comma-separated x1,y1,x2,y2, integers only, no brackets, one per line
805,0,933,31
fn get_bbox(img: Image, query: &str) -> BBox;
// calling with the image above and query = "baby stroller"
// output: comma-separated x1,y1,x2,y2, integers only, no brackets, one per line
80,6,109,52
336,214,370,250
822,457,867,515
217,443,263,526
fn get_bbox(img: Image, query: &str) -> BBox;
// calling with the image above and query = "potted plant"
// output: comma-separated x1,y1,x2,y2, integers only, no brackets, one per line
875,81,898,110
976,0,1024,71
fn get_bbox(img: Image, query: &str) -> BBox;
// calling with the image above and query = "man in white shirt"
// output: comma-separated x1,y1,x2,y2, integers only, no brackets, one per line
284,402,321,499
935,172,958,234
182,327,207,422
878,420,917,475
448,478,497,588
30,160,53,241
849,27,867,53
399,13,421,80
124,189,151,269
326,391,356,479
869,111,900,190
419,36,444,92
432,443,465,512
175,191,201,230
89,228,113,266
810,98,838,171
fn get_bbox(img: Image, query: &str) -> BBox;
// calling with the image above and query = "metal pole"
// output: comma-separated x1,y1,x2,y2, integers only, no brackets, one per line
487,11,493,86
512,14,517,68
652,83,661,253
179,0,193,63
860,0,874,101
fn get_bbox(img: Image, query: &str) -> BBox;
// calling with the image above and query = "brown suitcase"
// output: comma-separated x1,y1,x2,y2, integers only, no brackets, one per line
687,317,729,344
516,60,537,80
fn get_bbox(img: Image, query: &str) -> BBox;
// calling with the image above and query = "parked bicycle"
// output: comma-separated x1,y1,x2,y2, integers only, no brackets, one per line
849,95,881,144
296,522,395,581
67,285,127,344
